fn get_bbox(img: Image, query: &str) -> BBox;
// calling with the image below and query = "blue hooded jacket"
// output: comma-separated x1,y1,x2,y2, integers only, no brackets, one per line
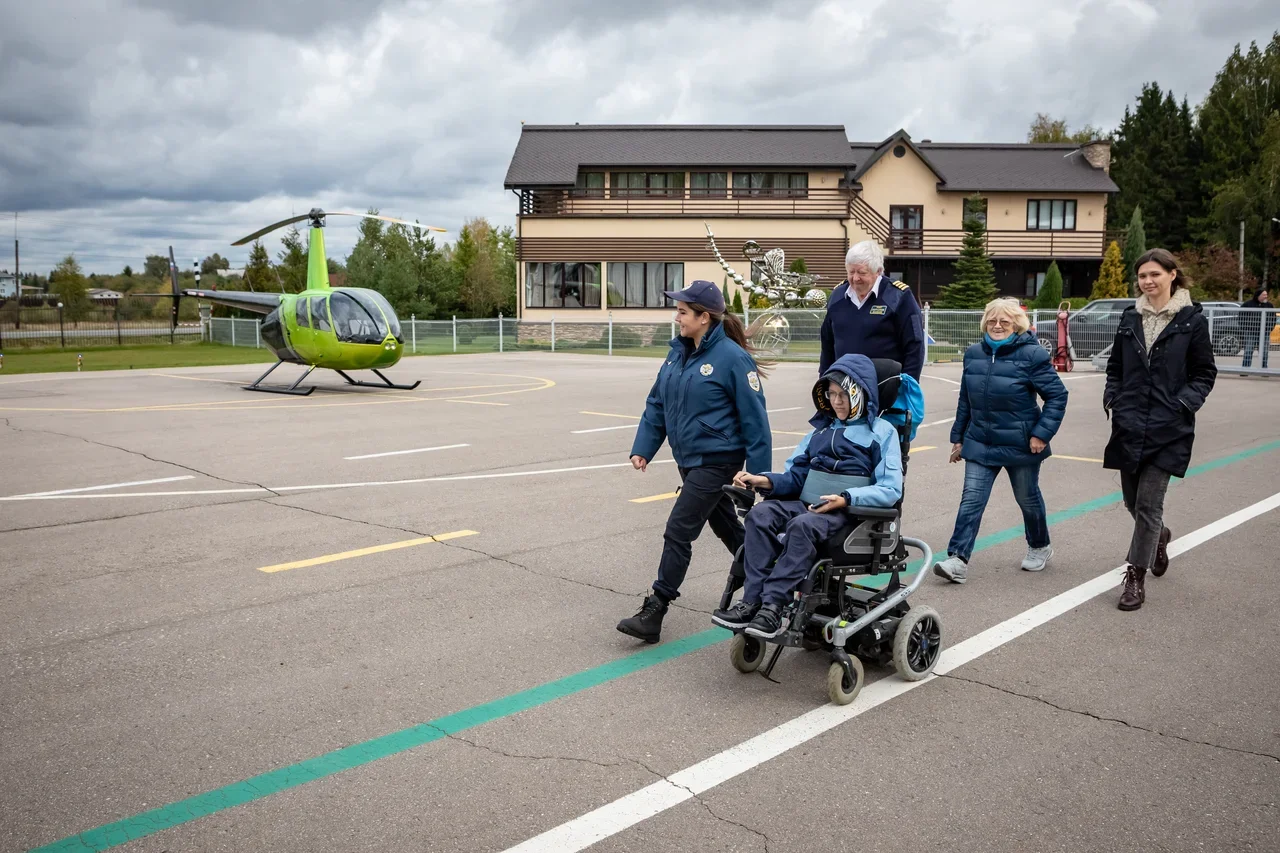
631,321,772,474
764,354,903,508
951,332,1069,467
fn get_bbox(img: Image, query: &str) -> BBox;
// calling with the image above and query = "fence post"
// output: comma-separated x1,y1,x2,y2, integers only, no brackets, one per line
231,319,236,347
58,304,65,348
256,320,261,349
452,316,457,353
671,318,676,341
608,312,613,356
551,314,556,352
116,302,122,346
499,312,504,353
922,306,930,364
411,314,417,353
744,303,750,327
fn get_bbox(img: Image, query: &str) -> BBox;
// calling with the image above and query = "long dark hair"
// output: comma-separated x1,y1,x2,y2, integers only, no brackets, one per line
1134,248,1189,293
688,302,773,377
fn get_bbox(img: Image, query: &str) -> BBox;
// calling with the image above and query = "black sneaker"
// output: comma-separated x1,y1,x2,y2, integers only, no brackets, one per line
712,599,760,630
744,603,786,639
616,593,668,644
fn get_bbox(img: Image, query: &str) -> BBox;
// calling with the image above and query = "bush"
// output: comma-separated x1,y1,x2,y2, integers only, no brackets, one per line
1031,262,1063,309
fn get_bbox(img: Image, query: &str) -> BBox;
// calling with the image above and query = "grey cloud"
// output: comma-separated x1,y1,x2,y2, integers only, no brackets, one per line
1,0,1276,273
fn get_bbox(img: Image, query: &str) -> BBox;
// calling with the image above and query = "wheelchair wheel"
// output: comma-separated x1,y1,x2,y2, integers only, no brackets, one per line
827,656,864,705
892,605,943,681
729,633,766,673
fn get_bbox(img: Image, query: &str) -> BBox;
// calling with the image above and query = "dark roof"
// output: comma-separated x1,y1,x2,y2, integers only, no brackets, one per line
504,125,857,187
851,129,947,183
847,136,1118,193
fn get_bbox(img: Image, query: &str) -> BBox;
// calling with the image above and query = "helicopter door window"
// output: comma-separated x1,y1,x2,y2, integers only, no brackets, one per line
310,296,331,332
329,292,383,344
295,298,311,329
361,290,402,341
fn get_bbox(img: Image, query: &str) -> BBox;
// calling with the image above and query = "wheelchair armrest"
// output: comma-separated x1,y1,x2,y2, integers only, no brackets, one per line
720,484,757,512
848,505,899,521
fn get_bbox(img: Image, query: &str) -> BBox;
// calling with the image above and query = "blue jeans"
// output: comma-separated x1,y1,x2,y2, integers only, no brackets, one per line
946,460,1050,562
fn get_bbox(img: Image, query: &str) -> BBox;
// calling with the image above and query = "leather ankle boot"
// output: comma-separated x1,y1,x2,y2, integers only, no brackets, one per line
1118,565,1146,611
1151,528,1172,577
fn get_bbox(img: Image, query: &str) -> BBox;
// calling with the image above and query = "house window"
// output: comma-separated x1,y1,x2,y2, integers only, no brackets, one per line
573,172,604,198
610,172,684,198
690,172,728,198
1026,199,1077,230
525,263,601,309
890,205,924,250
962,197,988,227
606,262,683,308
731,172,808,198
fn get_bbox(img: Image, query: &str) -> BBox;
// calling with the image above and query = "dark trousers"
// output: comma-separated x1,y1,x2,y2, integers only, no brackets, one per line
741,500,849,607
1241,340,1270,368
946,460,1050,562
653,462,744,602
1121,464,1172,569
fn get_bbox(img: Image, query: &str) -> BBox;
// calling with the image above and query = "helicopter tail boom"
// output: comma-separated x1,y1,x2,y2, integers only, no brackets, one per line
183,289,283,315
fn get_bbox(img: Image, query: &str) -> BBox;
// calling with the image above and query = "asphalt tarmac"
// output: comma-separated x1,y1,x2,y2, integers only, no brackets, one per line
1,352,1276,852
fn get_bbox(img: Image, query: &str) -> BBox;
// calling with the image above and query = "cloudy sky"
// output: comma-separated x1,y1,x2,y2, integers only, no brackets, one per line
0,0,1275,274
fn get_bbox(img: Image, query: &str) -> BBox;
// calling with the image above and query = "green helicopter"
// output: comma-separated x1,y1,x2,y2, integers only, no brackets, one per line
184,208,445,396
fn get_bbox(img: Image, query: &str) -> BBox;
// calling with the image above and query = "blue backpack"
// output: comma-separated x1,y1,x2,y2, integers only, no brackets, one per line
880,373,925,441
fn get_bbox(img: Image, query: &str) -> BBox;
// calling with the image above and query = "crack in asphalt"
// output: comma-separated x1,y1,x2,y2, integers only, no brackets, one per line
0,421,280,496
435,726,629,770
626,755,774,852
941,673,1280,764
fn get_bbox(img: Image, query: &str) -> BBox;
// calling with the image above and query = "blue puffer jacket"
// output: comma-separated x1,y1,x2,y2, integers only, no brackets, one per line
766,354,903,508
950,332,1068,467
632,320,773,474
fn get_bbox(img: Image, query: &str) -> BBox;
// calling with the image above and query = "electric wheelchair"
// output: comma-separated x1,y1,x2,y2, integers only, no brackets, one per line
716,358,943,705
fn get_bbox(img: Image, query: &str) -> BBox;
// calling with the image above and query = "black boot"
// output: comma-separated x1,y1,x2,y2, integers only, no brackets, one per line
1151,527,1172,577
1118,565,1146,611
617,593,668,644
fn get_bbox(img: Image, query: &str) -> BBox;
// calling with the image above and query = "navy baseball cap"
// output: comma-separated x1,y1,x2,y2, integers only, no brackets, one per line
664,279,725,313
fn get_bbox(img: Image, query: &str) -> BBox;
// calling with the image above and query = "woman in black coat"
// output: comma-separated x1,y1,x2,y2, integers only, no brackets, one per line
1104,248,1217,611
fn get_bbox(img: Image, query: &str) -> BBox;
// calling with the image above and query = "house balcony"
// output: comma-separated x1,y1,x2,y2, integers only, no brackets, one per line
885,228,1119,259
515,187,855,218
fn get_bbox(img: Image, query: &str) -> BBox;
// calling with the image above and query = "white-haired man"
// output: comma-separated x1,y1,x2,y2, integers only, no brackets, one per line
819,241,924,379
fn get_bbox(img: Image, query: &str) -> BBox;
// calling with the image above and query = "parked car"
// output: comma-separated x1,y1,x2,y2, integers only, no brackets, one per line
1036,298,1242,359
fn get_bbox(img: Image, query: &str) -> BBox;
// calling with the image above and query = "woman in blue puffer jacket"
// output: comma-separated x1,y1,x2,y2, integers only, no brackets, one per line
933,298,1068,584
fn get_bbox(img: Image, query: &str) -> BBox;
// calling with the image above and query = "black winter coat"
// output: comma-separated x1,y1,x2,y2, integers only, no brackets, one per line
1103,302,1217,477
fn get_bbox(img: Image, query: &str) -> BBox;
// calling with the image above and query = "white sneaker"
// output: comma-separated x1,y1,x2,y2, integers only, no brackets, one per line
1021,545,1053,572
932,555,968,584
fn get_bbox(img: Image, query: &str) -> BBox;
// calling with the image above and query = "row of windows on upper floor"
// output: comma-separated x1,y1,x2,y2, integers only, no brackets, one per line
573,171,810,198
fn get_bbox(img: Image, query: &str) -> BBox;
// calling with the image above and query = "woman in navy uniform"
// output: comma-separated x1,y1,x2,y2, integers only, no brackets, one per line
618,280,773,644
820,241,924,379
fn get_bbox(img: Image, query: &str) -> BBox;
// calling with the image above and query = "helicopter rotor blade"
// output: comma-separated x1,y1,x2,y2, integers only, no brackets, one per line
230,214,315,246
325,212,447,233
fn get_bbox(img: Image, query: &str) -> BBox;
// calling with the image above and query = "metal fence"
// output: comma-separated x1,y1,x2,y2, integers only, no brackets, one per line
204,307,1280,376
0,297,200,349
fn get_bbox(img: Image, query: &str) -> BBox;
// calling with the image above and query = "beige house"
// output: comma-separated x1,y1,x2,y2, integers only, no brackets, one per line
504,125,1118,322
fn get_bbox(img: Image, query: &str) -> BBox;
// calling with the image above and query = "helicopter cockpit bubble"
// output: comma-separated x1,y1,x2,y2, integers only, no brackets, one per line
361,289,403,342
330,291,387,344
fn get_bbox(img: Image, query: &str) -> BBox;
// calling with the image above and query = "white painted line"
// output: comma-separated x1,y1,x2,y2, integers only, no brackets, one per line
344,443,469,461
921,373,962,386
1061,373,1106,382
919,417,955,429
766,406,803,413
571,425,639,434
2,447,798,502
16,475,195,497
501,490,1280,853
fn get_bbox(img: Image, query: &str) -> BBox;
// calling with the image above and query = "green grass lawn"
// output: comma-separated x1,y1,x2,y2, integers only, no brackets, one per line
0,343,277,375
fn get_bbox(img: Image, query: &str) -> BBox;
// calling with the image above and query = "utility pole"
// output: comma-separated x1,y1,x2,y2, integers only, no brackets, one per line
1239,219,1246,302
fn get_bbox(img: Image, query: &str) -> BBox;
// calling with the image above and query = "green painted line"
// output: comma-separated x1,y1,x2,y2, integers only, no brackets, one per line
31,439,1280,852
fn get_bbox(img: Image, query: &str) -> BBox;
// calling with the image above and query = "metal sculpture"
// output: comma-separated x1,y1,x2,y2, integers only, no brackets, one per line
704,223,830,355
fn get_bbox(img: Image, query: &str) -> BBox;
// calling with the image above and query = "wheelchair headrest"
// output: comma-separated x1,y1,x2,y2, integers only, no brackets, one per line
870,358,902,411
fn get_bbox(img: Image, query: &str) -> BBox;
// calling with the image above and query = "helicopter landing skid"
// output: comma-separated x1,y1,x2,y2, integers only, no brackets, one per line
244,361,316,396
334,369,421,391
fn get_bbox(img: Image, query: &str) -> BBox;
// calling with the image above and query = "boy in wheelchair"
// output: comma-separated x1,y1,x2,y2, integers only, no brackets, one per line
712,353,904,639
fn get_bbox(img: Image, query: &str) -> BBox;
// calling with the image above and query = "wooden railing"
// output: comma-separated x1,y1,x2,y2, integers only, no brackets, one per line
887,229,1109,258
517,187,854,218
